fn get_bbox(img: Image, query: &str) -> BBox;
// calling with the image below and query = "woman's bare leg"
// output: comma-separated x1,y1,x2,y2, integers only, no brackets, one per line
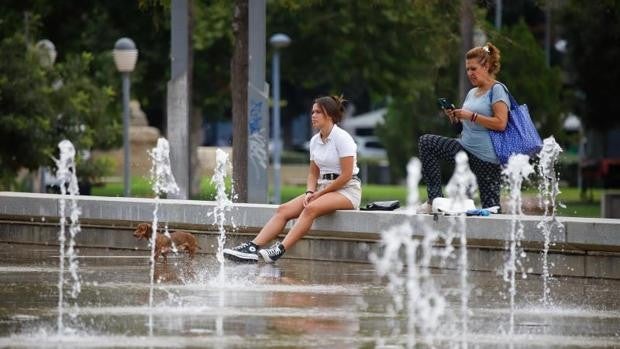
252,195,305,246
280,192,353,250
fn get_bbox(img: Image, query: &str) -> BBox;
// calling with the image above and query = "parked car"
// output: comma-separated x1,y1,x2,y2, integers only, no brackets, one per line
354,136,387,159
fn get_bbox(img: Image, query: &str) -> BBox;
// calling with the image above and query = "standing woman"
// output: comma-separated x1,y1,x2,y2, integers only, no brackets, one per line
224,95,362,263
418,42,510,213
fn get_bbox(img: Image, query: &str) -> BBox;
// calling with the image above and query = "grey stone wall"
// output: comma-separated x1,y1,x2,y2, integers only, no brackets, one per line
1,192,619,279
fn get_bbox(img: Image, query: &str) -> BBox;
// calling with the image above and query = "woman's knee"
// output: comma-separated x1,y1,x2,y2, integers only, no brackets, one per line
275,202,298,219
300,204,321,220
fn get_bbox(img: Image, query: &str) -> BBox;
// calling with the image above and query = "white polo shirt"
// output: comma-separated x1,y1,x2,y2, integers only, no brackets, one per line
309,124,359,176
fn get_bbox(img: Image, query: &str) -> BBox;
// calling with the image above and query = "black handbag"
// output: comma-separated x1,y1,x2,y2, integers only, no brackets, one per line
360,200,400,211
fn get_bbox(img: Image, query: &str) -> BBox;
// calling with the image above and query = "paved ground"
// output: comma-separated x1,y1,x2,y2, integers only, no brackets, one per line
0,242,619,348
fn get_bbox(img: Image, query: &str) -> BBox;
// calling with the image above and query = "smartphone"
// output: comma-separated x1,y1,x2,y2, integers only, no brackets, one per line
437,97,455,110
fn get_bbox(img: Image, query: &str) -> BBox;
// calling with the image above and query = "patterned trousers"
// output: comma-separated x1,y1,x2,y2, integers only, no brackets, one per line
418,134,502,209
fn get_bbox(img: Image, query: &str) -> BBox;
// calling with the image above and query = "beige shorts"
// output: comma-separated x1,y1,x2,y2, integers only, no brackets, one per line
317,178,362,209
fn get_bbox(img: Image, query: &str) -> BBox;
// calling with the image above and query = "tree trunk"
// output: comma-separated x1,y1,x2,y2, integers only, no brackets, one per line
459,0,474,104
231,0,248,202
190,106,203,198
188,0,201,199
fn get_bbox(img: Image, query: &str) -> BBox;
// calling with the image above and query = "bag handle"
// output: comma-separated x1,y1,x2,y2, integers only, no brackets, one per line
489,81,518,108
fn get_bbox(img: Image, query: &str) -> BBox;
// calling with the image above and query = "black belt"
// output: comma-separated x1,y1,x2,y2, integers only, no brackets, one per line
322,173,360,181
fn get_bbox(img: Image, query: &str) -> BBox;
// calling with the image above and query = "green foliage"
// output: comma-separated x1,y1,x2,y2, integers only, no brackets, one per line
0,1,583,192
51,52,120,152
20,1,170,127
268,0,463,181
561,1,620,131
490,19,565,140
0,30,118,188
377,12,566,182
192,0,235,120
377,97,443,180
0,34,57,185
269,0,460,100
77,155,116,185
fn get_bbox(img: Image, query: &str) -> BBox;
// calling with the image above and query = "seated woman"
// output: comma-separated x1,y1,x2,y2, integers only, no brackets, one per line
224,95,362,263
418,42,510,213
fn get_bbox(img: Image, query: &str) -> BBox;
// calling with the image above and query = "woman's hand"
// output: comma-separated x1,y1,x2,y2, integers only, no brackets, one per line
444,108,460,124
303,191,320,207
450,108,474,121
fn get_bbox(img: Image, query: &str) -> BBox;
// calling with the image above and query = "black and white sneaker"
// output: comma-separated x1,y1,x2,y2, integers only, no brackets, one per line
258,243,286,263
223,241,259,262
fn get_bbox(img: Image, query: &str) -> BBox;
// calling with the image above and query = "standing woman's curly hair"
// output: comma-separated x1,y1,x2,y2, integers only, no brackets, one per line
314,95,348,124
466,42,501,76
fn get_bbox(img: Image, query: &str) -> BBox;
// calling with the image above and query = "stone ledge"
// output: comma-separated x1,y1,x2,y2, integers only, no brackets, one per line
1,192,620,252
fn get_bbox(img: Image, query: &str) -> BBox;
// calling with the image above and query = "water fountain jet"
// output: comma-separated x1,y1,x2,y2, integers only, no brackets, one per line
536,136,565,305
53,140,82,335
502,153,535,337
445,151,478,348
147,138,180,335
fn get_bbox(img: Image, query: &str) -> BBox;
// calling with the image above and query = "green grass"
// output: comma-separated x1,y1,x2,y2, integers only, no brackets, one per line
91,178,602,218
91,176,225,200
91,177,154,197
521,186,602,217
92,178,416,204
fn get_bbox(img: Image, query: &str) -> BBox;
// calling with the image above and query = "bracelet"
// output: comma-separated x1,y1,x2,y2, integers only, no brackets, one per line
470,112,477,122
305,190,314,195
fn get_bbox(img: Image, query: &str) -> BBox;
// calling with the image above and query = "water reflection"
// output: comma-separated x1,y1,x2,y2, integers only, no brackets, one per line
257,264,360,338
0,243,619,348
153,261,197,284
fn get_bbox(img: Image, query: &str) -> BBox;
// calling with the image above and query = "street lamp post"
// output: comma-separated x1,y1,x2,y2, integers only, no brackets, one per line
35,39,57,193
113,38,138,197
269,33,291,204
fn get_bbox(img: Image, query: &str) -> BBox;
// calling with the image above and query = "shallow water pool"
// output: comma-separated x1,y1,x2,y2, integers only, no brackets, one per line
0,242,619,348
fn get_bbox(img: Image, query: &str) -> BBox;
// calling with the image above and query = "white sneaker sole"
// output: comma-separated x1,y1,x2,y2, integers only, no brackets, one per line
223,248,258,262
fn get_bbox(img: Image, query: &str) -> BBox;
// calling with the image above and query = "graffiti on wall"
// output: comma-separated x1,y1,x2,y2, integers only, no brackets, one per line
249,99,268,173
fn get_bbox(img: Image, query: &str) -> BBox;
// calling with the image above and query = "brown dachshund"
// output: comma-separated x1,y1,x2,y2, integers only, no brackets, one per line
133,223,201,263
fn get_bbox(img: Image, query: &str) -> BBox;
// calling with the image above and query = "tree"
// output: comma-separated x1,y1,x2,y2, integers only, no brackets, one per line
0,1,237,193
561,1,620,132
378,4,565,181
267,0,462,181
269,1,459,107
0,32,118,189
35,1,171,131
490,19,564,140
51,51,120,188
0,34,57,187
192,0,234,119
231,0,249,202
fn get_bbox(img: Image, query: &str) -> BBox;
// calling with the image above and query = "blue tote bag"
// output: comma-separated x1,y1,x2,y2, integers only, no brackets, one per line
488,83,543,165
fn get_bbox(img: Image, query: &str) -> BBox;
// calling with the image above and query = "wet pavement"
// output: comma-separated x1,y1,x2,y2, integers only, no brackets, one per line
0,242,619,348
